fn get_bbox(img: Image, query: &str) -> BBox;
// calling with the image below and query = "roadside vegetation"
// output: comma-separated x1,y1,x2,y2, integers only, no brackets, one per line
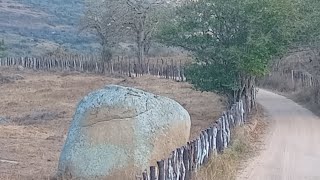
151,0,320,178
257,0,320,115
194,105,267,180
156,0,295,105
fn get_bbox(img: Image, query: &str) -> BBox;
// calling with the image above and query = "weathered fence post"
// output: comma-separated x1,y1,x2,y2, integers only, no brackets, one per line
150,166,157,180
142,170,149,180
157,160,165,180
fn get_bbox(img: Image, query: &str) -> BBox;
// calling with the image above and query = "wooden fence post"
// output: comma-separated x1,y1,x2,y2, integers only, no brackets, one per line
166,153,174,179
183,145,191,180
142,170,149,180
150,166,157,180
157,160,165,180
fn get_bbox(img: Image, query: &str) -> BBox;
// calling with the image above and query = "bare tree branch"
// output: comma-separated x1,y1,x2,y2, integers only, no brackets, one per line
80,0,173,64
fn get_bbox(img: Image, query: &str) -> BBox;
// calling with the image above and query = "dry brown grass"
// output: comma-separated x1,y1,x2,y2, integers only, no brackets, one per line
290,87,320,116
0,67,225,179
257,72,295,93
194,105,267,180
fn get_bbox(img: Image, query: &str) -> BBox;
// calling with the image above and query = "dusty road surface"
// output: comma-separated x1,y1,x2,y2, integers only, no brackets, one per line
238,89,320,180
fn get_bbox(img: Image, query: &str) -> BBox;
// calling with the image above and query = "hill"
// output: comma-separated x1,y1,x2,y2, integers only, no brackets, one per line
0,0,100,57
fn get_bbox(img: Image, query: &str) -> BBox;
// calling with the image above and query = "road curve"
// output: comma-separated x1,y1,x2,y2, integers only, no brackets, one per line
237,89,320,180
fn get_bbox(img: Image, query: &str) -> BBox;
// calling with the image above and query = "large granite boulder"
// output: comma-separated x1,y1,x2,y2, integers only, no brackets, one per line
57,85,191,179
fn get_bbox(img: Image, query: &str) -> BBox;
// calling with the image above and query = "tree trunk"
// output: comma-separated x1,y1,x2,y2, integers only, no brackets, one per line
237,75,247,102
137,30,144,65
144,38,151,56
101,44,112,74
244,76,256,116
249,76,256,110
244,80,250,121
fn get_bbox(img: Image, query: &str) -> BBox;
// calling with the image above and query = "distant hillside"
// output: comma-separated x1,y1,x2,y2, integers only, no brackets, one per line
0,0,101,57
0,0,187,58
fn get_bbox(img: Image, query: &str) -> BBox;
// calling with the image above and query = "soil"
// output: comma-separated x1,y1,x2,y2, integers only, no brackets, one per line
0,67,225,179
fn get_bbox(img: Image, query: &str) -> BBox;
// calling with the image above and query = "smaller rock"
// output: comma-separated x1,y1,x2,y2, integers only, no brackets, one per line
13,74,24,80
17,65,24,71
0,116,10,125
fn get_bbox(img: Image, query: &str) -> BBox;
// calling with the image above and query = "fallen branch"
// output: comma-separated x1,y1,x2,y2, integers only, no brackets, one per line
0,159,19,164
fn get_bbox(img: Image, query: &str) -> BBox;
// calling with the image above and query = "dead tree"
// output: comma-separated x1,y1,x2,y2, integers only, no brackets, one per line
80,0,128,73
125,0,169,64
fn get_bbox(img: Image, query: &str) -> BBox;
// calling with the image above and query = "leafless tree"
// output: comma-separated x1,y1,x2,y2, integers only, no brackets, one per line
125,0,169,63
80,0,173,69
80,0,129,73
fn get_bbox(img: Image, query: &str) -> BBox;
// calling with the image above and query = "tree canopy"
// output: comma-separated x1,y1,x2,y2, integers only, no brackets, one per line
157,0,300,101
293,0,320,48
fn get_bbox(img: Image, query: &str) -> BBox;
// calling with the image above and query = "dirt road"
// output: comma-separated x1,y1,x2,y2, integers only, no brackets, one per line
237,89,320,180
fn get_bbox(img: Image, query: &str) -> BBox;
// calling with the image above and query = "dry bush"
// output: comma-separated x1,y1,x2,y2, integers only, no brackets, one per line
257,72,295,92
0,73,24,85
291,86,320,115
194,106,266,180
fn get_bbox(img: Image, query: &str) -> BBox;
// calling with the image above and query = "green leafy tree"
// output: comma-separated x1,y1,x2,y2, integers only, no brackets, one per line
157,0,297,104
289,0,320,61
294,0,320,48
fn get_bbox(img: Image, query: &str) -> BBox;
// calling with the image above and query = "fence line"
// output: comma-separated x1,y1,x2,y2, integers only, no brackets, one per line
265,69,320,90
264,69,320,105
290,70,320,89
0,57,186,81
136,96,254,180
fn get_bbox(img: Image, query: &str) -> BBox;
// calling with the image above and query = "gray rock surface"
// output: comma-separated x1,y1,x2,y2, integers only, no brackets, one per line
0,116,9,125
57,85,191,179
17,65,24,71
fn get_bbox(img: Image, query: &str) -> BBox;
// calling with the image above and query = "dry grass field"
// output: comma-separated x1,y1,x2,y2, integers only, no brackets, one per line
0,67,225,179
